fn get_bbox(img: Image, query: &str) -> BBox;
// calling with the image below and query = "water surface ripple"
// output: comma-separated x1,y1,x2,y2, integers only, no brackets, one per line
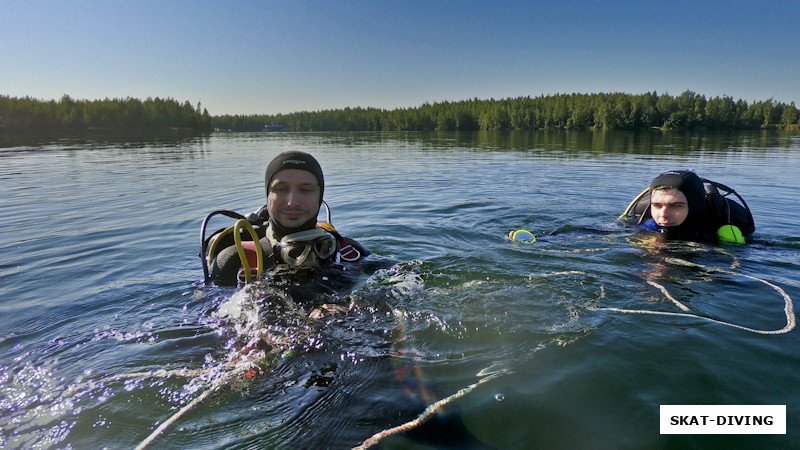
1,130,798,449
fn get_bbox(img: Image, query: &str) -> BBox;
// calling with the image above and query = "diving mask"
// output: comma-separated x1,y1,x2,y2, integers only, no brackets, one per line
508,229,536,243
276,228,337,268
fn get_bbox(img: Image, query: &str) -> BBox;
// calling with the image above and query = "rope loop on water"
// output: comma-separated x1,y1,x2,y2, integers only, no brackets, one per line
597,260,795,335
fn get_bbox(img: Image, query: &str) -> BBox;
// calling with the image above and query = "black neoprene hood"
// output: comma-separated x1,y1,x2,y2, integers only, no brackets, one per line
264,151,325,202
650,170,706,228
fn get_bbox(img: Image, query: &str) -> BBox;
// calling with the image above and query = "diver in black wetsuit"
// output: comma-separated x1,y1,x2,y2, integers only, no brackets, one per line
625,170,755,244
203,151,392,300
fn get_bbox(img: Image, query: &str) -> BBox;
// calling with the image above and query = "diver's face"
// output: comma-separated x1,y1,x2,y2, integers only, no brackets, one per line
650,189,689,227
267,169,320,229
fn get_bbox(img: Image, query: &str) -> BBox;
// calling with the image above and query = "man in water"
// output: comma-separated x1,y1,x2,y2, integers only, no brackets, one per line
645,170,707,239
207,151,391,300
630,169,754,243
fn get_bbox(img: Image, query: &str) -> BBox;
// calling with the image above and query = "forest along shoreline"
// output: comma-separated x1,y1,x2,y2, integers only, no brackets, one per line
2,91,799,138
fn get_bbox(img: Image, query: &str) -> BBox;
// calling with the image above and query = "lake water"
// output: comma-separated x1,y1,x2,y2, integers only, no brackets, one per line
1,130,799,449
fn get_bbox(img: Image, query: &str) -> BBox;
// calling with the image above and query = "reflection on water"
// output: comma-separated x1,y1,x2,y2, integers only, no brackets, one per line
262,129,800,156
0,131,799,449
0,128,209,151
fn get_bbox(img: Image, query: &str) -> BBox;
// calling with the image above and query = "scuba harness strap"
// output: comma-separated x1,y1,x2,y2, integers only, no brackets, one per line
317,221,361,262
701,178,755,236
314,202,361,262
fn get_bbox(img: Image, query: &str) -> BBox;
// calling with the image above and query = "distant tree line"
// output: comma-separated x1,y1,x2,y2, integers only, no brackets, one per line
0,95,213,132
213,91,800,132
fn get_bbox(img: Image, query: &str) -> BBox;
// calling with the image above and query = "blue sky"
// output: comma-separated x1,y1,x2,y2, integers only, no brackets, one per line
2,0,798,115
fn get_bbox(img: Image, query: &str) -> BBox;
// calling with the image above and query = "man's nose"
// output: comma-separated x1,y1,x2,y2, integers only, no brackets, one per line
285,188,301,205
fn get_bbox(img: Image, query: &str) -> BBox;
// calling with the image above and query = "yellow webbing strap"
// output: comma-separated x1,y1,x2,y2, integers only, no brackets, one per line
233,219,264,283
618,187,651,220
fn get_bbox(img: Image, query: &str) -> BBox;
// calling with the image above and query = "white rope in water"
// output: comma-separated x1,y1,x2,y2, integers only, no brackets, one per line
598,268,795,335
133,362,253,450
134,377,224,450
53,365,248,450
353,369,509,450
646,280,690,312
537,270,587,277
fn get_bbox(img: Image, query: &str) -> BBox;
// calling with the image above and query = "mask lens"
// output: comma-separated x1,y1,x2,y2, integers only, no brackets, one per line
313,234,337,259
280,242,312,266
286,245,307,260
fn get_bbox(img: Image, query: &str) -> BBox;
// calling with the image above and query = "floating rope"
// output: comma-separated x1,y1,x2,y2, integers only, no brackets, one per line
133,375,226,450
646,280,690,312
537,270,588,278
130,354,272,449
353,368,510,450
596,262,795,335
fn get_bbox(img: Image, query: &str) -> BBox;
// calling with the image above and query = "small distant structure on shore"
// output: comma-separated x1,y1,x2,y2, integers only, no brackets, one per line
263,123,284,132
